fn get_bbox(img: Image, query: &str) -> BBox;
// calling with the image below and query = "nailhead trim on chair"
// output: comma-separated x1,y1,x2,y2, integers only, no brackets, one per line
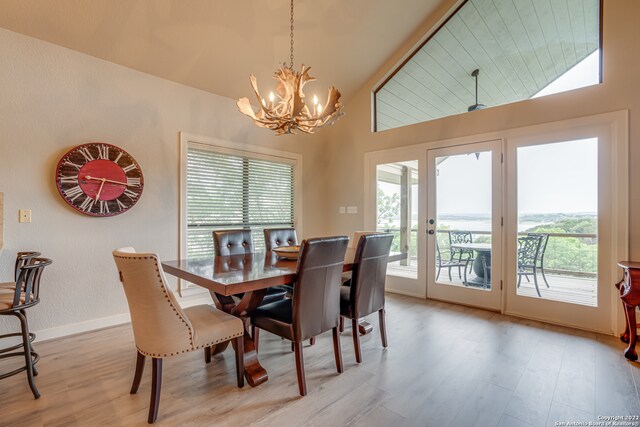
114,254,244,358
114,255,194,350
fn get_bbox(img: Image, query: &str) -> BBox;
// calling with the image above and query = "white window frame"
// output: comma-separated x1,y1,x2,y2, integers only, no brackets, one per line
178,132,303,298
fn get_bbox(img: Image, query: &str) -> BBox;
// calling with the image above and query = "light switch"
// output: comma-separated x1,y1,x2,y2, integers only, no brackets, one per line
347,206,358,214
339,206,346,214
19,209,31,223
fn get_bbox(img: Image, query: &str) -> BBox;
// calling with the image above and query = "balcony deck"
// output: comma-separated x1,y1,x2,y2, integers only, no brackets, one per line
389,263,598,307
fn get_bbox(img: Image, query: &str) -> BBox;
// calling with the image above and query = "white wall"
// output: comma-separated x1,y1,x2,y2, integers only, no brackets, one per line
0,28,328,337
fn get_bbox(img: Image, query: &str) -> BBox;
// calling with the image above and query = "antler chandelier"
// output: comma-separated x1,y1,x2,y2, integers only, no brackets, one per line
237,0,344,135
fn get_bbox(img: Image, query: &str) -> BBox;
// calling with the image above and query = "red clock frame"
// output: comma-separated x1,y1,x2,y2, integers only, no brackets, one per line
55,143,144,217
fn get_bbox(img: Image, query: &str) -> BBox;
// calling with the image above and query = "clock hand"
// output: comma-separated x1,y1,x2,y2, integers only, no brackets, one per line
95,178,106,201
85,175,127,186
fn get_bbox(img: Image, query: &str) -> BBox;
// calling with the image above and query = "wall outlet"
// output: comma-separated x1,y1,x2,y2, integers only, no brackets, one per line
339,206,346,214
19,209,31,223
347,206,358,214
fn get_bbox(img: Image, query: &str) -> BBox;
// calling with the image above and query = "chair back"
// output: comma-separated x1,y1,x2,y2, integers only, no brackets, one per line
517,236,542,268
348,231,380,248
529,233,549,264
112,247,193,356
292,236,348,341
349,234,394,318
449,231,473,245
8,257,52,310
213,229,254,256
264,228,298,251
14,252,41,281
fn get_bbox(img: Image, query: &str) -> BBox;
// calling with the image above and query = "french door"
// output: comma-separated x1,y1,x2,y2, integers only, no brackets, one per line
426,140,503,310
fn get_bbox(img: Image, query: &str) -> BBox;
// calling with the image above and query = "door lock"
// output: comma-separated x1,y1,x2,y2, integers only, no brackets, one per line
428,229,435,235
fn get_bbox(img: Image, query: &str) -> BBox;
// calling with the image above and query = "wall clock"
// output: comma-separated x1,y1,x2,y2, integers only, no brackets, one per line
55,142,144,217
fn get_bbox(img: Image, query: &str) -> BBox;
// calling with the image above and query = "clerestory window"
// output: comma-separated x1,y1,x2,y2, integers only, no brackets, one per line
374,0,602,132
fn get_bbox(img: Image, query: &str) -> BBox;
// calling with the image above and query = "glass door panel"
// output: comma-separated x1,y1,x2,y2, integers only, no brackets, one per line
376,161,418,279
427,140,502,310
516,138,598,307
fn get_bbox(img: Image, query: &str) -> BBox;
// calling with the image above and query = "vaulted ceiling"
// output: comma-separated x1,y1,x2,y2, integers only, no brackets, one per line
0,0,444,101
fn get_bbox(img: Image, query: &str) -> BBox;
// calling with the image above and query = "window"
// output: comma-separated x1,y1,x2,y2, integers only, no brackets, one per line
182,136,299,260
374,0,602,131
376,161,418,278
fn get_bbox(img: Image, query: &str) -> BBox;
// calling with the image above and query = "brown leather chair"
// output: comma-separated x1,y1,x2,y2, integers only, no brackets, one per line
112,248,245,423
0,256,52,399
212,229,288,306
264,228,298,251
251,236,348,396
340,233,393,363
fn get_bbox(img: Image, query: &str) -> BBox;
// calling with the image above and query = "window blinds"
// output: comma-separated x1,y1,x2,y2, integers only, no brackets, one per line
186,146,295,258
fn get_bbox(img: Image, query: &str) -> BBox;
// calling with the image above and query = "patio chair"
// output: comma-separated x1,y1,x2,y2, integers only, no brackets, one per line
517,235,544,297
528,233,550,288
448,231,474,278
436,240,472,282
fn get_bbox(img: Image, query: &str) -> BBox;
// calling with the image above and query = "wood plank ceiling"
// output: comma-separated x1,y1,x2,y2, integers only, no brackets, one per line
375,0,600,131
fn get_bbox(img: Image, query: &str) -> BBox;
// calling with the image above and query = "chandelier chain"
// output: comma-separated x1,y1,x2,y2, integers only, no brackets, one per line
290,0,294,69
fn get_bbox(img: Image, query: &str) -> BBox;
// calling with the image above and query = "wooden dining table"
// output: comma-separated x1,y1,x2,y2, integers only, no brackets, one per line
162,248,406,387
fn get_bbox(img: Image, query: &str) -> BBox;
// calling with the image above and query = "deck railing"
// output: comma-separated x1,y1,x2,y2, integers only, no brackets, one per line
379,228,597,278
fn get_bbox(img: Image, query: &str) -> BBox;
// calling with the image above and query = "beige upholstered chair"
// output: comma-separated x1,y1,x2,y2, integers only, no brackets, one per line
112,247,245,424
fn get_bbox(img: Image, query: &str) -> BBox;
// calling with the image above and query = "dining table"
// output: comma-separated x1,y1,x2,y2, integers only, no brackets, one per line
450,242,492,288
162,248,406,387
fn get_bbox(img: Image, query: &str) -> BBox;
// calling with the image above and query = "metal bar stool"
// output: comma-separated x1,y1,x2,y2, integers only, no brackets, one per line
0,255,52,399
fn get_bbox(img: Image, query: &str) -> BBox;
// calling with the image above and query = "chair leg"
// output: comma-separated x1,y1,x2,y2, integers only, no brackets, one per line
251,326,259,353
310,337,316,346
448,266,452,281
339,316,344,333
16,311,39,399
148,358,163,424
131,351,146,394
293,341,307,396
379,309,388,348
204,347,211,364
332,327,343,373
517,273,522,287
541,267,550,287
352,318,362,363
436,265,441,280
533,267,541,297
234,336,244,388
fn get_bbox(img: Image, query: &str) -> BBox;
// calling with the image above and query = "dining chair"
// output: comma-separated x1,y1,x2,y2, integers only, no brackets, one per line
112,247,245,424
251,236,348,396
213,229,289,351
339,233,393,363
264,228,298,251
517,235,544,297
263,228,298,294
0,256,52,399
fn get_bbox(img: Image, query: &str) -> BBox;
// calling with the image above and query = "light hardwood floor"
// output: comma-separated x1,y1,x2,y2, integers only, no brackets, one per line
1,294,639,426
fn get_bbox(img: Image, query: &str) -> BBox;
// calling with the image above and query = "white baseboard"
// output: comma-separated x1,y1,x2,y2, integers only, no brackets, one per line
385,288,427,299
34,312,131,343
33,294,214,343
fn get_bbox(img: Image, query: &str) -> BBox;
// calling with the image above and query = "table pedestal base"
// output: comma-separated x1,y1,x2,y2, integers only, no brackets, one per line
210,290,269,387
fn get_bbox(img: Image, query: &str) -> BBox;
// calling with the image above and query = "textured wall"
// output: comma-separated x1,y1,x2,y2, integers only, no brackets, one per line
0,28,328,334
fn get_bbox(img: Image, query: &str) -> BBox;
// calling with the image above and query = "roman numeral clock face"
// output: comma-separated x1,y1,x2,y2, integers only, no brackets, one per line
55,143,144,217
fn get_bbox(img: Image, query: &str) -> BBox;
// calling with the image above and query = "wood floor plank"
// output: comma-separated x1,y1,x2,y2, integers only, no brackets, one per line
1,294,639,426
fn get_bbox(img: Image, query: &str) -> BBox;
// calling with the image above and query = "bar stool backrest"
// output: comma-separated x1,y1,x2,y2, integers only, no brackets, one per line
9,258,52,310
